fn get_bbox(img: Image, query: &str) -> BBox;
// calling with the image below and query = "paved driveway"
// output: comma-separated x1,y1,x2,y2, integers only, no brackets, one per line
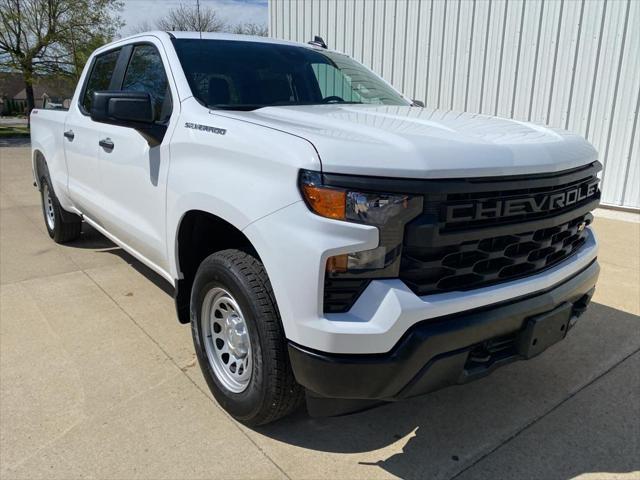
1,144,638,480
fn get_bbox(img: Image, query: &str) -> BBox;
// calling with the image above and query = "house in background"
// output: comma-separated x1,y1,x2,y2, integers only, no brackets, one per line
0,72,74,115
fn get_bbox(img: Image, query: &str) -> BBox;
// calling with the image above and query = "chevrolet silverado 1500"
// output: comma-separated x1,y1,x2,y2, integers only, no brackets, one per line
30,32,601,425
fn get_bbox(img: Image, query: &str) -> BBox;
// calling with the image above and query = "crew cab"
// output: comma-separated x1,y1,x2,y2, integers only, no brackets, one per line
30,32,601,425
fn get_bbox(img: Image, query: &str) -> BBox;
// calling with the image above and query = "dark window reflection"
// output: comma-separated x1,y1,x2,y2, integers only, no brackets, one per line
122,45,171,123
82,49,120,112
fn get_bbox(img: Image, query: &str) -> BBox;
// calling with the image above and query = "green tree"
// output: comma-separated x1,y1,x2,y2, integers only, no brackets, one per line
0,0,123,114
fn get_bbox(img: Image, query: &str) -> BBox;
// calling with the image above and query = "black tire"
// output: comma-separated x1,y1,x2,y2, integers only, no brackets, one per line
190,249,304,426
39,171,82,243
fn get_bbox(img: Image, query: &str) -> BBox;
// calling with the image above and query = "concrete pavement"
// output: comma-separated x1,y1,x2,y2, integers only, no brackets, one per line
1,144,638,480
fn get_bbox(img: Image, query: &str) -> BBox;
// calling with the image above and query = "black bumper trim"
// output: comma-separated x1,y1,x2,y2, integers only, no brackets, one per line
288,260,599,402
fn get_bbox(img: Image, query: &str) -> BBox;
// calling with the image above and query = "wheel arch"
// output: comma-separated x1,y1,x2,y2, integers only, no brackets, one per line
32,149,47,189
173,209,261,324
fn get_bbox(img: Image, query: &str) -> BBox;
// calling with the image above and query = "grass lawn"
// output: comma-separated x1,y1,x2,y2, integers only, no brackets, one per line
0,125,30,138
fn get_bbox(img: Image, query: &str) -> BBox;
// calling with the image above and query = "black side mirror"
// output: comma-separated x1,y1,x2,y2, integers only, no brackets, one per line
90,91,165,144
412,99,425,107
91,91,154,125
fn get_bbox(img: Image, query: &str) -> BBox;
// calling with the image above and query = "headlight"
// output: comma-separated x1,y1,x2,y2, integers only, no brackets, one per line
298,170,347,220
299,170,423,277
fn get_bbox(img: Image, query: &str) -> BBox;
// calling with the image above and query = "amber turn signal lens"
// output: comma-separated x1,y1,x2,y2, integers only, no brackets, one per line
301,184,346,220
326,254,348,273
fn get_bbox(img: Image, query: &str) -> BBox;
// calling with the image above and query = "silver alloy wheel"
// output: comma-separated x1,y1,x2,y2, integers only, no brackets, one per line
42,183,55,231
201,287,252,393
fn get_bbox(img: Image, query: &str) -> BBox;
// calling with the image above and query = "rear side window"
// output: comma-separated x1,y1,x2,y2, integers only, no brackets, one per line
122,44,171,123
81,49,120,112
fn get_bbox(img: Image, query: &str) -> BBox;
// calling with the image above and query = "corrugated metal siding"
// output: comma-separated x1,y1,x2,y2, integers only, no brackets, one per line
269,0,639,209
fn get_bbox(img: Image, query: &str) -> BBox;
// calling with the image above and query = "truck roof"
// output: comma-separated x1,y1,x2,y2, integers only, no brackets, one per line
109,30,325,52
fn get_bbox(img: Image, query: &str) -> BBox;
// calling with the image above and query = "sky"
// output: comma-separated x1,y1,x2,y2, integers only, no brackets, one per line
119,0,268,35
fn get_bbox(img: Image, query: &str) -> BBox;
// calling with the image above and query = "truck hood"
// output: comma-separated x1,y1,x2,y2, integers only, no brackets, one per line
215,105,598,179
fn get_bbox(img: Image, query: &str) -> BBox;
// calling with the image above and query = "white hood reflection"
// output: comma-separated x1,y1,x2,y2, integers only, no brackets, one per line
216,105,598,179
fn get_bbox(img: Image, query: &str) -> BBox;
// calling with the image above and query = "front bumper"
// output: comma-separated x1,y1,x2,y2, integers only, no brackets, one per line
288,259,599,410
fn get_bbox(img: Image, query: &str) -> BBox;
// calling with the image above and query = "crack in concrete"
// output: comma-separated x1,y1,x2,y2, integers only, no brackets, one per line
448,348,640,480
3,374,178,475
82,270,293,480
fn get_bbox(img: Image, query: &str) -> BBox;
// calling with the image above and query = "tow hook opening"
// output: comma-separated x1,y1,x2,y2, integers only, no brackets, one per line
463,289,595,377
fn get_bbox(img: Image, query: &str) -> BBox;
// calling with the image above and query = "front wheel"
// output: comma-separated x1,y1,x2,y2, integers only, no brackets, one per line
190,249,304,426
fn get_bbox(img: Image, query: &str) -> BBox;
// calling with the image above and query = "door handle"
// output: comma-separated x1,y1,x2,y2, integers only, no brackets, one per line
63,130,74,141
99,138,114,150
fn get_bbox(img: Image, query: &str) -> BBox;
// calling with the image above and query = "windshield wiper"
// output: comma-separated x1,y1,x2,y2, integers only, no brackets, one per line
208,101,366,111
209,104,265,111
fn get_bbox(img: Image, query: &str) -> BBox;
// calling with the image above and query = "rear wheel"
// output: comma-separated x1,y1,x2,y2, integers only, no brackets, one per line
39,172,82,243
190,249,304,426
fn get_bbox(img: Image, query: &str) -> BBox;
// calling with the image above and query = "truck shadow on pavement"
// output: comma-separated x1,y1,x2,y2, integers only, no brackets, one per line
67,224,119,250
69,224,174,296
254,302,639,480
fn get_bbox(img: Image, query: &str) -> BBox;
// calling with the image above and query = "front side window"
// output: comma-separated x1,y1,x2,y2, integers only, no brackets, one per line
122,44,171,122
172,39,409,110
81,48,120,112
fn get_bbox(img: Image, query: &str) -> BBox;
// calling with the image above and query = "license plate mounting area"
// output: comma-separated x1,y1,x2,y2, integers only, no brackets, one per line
516,303,573,359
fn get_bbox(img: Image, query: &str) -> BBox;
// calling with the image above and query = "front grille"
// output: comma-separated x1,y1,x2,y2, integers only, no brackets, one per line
400,162,600,297
400,213,592,296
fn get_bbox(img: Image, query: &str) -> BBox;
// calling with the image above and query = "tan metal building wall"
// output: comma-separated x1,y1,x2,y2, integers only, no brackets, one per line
269,0,639,209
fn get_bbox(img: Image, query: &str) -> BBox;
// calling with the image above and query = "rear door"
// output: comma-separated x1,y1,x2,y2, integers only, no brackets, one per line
94,40,176,272
64,47,121,218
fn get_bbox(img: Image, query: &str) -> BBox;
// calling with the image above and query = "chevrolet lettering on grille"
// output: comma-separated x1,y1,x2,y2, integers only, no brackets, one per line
446,180,599,223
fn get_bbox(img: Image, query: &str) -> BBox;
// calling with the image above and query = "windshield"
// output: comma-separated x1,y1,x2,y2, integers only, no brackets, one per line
172,39,410,110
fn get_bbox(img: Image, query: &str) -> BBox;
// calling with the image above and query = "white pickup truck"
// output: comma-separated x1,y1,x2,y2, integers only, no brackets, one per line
30,32,601,425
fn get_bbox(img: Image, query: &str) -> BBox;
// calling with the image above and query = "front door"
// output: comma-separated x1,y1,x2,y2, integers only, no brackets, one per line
96,40,176,273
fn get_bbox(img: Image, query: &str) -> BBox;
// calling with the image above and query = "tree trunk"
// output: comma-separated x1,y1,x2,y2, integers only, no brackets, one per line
23,65,35,117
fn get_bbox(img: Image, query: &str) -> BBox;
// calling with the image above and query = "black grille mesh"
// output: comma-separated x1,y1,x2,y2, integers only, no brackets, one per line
400,214,592,296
